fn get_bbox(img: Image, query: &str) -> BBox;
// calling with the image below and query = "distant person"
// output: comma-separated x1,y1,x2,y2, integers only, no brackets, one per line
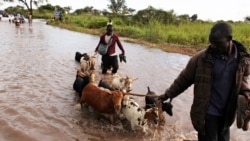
95,24,125,75
59,12,63,22
9,14,12,23
13,12,17,17
158,21,250,141
28,12,32,25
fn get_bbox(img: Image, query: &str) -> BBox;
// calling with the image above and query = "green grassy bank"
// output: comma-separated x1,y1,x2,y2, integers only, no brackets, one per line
38,12,250,55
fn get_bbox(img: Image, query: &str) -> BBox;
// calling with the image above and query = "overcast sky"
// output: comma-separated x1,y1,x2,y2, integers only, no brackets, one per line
1,0,250,21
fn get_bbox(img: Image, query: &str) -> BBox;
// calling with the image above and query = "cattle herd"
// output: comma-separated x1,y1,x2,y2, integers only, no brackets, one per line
73,52,173,132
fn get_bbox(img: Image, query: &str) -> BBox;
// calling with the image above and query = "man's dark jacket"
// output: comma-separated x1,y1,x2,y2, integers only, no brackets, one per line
164,40,250,134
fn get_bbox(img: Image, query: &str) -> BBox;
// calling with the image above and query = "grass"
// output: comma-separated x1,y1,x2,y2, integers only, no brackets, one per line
40,13,250,55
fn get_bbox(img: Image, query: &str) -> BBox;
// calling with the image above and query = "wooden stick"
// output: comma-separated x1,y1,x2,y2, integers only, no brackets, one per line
125,92,160,97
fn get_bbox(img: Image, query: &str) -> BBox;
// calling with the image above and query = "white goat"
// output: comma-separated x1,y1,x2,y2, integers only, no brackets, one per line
111,74,138,92
80,57,91,73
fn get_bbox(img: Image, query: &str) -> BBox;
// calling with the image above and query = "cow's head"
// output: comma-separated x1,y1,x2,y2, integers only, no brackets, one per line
112,90,124,116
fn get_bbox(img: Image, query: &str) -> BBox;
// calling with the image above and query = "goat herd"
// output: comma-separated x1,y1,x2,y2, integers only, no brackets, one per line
73,52,173,132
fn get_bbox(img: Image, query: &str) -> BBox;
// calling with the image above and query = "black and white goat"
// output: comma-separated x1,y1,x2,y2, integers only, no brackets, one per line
122,95,159,132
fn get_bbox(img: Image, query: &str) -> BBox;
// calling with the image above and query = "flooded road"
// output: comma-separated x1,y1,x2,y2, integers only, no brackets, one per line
0,18,249,141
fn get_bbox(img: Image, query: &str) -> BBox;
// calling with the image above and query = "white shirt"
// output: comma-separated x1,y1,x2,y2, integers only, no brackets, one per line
105,34,116,56
105,34,112,44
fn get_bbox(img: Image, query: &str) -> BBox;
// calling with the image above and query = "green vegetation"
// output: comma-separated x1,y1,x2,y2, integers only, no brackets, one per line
46,13,250,51
3,1,250,54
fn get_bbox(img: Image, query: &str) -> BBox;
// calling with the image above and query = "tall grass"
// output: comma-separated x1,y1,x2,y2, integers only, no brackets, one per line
45,13,250,50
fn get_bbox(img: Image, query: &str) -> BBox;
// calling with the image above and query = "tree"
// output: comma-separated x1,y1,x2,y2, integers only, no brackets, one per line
73,6,101,15
38,3,54,11
245,16,250,22
133,6,177,25
5,5,25,15
190,14,198,22
2,0,47,15
107,0,134,16
63,6,71,14
177,14,190,22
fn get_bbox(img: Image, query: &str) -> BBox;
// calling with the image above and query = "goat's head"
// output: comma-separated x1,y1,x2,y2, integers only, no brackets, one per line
120,76,138,92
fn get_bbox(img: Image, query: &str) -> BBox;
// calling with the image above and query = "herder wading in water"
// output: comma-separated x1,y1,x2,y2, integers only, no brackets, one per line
95,23,125,75
158,21,250,141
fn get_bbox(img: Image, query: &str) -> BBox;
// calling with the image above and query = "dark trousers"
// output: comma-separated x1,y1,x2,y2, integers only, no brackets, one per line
102,55,119,74
198,114,230,141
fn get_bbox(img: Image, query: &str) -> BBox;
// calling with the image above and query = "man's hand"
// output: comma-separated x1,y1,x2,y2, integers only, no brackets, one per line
119,54,126,63
244,92,250,100
158,93,169,102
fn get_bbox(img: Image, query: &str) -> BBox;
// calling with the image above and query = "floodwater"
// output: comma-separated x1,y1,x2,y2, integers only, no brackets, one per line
0,18,249,141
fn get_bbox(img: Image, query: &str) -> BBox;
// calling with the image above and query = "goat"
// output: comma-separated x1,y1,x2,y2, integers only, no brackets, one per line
122,95,159,132
98,80,115,91
145,86,158,110
73,70,95,97
111,74,138,92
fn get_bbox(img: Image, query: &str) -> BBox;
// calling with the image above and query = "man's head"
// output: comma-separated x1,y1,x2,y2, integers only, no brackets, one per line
209,22,232,54
106,24,113,35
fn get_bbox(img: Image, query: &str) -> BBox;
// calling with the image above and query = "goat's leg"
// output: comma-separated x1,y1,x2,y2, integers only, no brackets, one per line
130,122,136,131
109,114,114,124
95,112,100,120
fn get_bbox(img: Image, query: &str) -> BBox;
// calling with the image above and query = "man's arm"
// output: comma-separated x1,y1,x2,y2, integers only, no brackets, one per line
115,34,125,54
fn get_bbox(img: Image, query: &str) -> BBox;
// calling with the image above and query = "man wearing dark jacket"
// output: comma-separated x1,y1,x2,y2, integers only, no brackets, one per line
158,22,250,141
95,24,125,74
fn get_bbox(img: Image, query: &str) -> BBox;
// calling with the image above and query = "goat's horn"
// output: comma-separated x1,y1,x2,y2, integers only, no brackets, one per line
132,78,139,81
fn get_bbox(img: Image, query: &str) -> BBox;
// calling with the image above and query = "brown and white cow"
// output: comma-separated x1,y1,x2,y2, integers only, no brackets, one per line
80,83,124,124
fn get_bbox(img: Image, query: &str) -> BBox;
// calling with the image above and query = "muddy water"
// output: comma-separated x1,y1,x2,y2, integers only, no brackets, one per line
0,18,248,141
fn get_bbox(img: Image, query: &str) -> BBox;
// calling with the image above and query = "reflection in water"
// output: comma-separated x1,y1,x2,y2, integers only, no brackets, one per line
0,19,248,141
28,26,33,34
16,26,21,35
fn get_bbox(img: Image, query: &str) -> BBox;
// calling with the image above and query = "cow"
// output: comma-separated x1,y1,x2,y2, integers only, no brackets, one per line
111,74,138,92
121,95,159,132
80,83,124,124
